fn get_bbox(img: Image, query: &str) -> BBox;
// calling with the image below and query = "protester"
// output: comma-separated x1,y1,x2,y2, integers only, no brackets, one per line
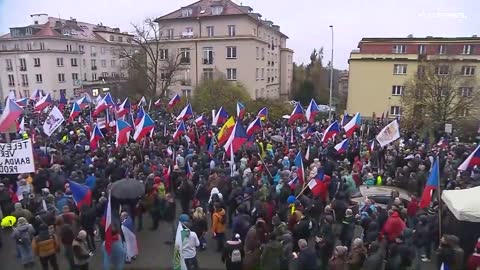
32,224,60,270
101,227,125,270
12,217,36,268
120,211,138,263
72,230,92,270
222,234,243,270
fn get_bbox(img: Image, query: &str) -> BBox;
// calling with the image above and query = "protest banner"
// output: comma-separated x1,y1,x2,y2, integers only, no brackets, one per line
0,139,35,174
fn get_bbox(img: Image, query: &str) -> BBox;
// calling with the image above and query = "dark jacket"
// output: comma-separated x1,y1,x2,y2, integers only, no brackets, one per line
260,239,283,270
297,246,319,270
222,239,243,270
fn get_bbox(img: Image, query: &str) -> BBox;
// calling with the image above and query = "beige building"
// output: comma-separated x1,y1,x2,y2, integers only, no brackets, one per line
153,0,294,100
0,14,134,100
347,36,480,118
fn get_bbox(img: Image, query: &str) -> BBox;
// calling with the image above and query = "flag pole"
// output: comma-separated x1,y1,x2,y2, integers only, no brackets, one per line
436,156,443,240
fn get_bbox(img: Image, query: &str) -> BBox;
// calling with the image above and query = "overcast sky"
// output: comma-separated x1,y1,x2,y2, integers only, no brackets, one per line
1,0,479,69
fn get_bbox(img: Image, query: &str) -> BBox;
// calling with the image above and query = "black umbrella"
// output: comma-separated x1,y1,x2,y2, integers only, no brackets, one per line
110,178,145,199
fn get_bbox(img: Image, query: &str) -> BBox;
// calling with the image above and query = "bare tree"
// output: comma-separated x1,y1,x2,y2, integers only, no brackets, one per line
116,18,185,98
401,61,479,132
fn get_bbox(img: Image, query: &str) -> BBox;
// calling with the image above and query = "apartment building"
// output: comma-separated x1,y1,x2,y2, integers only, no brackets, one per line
0,14,135,100
347,36,480,118
153,0,294,100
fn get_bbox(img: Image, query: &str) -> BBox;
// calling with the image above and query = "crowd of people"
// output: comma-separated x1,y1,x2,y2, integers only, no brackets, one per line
0,99,479,270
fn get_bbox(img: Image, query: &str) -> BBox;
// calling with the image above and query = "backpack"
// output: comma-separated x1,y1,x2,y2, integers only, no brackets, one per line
15,228,31,246
230,248,242,263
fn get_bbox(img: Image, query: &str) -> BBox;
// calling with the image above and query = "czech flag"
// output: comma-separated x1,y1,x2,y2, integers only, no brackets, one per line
154,98,162,107
368,140,375,153
115,119,133,147
134,107,144,126
133,112,154,142
176,104,193,122
213,107,229,126
173,121,186,141
138,96,147,107
58,92,68,112
288,103,304,125
217,117,235,145
294,151,305,184
223,121,248,155
103,93,116,107
308,170,328,200
340,113,350,127
67,180,92,209
236,101,245,119
0,99,24,132
343,112,361,137
195,115,205,127
15,97,28,108
105,194,113,255
246,117,262,136
420,157,439,208
90,124,104,150
167,94,181,110
92,100,108,117
30,89,42,101
305,99,319,124
34,93,52,112
116,98,131,118
288,177,299,190
17,117,25,133
68,102,81,123
321,121,340,143
257,107,268,121
458,144,480,171
334,138,349,153
437,137,448,148
76,96,89,109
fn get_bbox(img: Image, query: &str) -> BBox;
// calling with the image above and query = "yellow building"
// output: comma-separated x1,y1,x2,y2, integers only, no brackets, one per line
347,36,480,118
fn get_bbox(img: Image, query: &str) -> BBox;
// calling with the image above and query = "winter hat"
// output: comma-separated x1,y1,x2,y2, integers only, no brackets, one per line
345,209,353,217
179,214,190,223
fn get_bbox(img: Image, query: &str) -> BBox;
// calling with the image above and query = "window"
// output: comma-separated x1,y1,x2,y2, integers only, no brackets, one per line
21,74,28,86
461,66,475,76
418,44,426,55
109,35,114,41
27,43,32,50
228,25,236,37
180,48,190,64
160,70,168,81
118,36,123,42
439,44,447,54
127,38,132,44
167,29,174,39
101,47,106,54
261,68,265,80
393,64,407,74
181,8,193,17
393,45,406,54
203,68,214,80
435,65,449,75
111,60,116,67
462,45,473,55
390,106,401,116
256,47,259,59
203,47,214,64
212,6,223,15
79,45,84,52
90,46,96,57
39,42,45,50
160,49,169,60
226,68,237,80
58,73,65,83
83,73,87,81
19,58,27,71
101,60,106,67
36,74,43,83
66,44,72,51
256,68,259,81
120,72,126,78
71,58,78,67
92,73,97,81
261,48,265,60
14,43,20,50
391,85,404,96
111,72,118,78
91,59,97,69
24,90,30,98
8,75,14,86
72,73,79,81
185,27,193,34
57,57,64,67
5,59,12,71
226,46,237,59
101,72,109,78
207,26,214,37
460,87,473,97
182,89,192,98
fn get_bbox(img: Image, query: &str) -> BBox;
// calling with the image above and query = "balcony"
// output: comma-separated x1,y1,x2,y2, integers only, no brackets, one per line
181,79,192,86
180,57,190,64
181,32,194,39
91,66,97,70
203,58,213,65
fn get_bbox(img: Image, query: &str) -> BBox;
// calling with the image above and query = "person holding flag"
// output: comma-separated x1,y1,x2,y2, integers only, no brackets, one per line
174,214,200,270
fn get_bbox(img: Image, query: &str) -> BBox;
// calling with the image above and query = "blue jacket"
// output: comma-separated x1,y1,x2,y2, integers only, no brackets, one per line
102,239,125,270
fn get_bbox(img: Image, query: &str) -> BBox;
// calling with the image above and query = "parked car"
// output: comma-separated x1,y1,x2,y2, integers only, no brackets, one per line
350,185,412,213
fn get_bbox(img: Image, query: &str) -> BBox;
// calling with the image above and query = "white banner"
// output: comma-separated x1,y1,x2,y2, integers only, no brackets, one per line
376,120,400,147
43,106,65,136
0,139,35,174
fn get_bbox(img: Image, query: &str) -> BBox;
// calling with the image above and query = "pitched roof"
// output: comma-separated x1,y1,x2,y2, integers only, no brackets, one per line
156,0,246,21
34,23,61,37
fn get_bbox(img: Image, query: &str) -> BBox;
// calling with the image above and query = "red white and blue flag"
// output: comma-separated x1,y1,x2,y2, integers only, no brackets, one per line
321,121,340,143
105,194,113,254
305,99,319,124
116,98,131,118
68,102,81,123
223,121,248,155
176,104,193,122
213,106,229,126
246,117,262,136
194,115,205,127
437,138,449,148
34,93,52,112
0,99,23,132
30,89,42,101
90,124,104,150
133,112,154,142
340,113,350,127
67,180,92,209
343,112,361,137
173,121,186,141
15,97,28,108
167,94,181,110
236,101,245,119
294,151,304,184
76,96,90,109
288,103,304,125
134,107,144,126
154,98,162,107
420,157,439,208
257,107,268,120
115,119,133,147
334,138,349,153
458,144,480,171
58,92,68,112
308,170,328,200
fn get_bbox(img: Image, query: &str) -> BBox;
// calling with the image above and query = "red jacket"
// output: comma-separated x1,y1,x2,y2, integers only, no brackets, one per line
381,212,406,242
407,198,419,217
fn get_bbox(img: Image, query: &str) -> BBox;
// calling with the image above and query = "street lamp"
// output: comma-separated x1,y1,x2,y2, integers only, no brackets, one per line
328,25,334,122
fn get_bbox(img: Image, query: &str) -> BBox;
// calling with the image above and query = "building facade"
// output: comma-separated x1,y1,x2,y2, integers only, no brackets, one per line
347,36,480,118
153,0,294,100
0,14,134,100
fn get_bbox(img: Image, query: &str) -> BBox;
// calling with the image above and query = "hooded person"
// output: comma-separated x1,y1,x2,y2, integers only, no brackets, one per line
32,224,60,270
212,202,226,252
381,210,406,242
347,238,367,270
363,241,384,270
12,217,36,267
329,245,349,270
222,234,243,270
260,234,283,270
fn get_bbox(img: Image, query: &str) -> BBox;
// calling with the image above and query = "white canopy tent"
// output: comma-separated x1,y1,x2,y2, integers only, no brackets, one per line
441,186,480,222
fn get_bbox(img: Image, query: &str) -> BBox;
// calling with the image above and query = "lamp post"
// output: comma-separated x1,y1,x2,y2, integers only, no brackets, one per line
328,25,334,121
